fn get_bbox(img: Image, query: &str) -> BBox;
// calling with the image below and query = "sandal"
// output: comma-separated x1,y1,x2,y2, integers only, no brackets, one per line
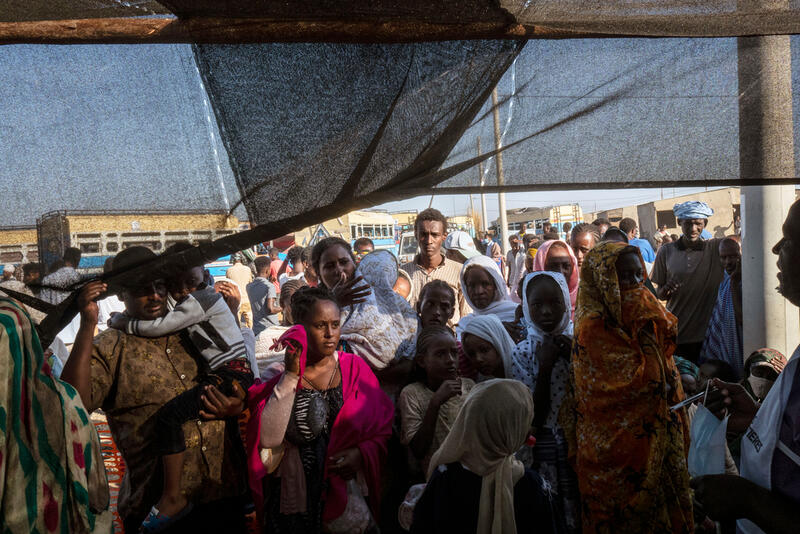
139,502,194,533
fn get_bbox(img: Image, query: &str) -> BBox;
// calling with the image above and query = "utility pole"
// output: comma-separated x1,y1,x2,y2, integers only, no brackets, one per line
738,0,799,358
492,87,509,255
477,137,488,234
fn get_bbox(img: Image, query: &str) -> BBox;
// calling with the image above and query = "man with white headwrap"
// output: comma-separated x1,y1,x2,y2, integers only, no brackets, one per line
651,201,725,362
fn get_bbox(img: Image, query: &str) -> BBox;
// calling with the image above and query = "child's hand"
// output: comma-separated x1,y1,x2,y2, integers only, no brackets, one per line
432,379,461,407
503,320,524,344
539,335,571,370
199,382,246,420
214,281,242,324
106,311,128,331
553,334,572,359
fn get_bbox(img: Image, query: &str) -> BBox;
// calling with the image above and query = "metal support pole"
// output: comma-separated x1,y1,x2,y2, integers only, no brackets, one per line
492,88,509,255
477,137,488,233
738,30,800,357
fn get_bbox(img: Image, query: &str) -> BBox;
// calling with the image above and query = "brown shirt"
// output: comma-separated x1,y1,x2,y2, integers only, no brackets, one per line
651,238,725,345
88,329,246,521
401,254,471,329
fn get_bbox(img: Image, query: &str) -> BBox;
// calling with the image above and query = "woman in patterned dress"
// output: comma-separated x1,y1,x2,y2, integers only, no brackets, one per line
570,242,693,534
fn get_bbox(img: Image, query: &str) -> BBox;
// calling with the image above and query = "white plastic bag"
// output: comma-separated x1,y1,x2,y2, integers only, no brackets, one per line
688,404,729,477
397,483,426,531
324,478,374,534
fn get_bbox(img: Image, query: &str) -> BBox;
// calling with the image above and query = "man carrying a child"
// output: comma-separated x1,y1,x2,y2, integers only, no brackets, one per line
61,246,249,533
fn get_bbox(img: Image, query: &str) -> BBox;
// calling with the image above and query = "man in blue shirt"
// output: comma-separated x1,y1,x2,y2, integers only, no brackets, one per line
619,217,656,263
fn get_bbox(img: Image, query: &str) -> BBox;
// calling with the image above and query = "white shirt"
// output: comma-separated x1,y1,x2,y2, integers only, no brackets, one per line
506,248,525,302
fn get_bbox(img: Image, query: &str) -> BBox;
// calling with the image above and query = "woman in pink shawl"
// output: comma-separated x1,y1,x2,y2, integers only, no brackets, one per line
532,240,579,317
246,286,394,533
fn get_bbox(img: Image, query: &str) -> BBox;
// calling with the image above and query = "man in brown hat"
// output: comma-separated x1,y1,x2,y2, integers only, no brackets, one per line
61,246,249,533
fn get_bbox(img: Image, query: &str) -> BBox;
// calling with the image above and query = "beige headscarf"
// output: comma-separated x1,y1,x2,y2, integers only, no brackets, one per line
427,379,534,534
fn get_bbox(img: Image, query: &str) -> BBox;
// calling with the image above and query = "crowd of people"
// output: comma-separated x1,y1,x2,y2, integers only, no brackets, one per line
1,197,799,534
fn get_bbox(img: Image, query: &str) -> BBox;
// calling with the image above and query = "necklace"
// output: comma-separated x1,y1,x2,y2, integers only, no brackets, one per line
302,358,339,392
299,358,340,436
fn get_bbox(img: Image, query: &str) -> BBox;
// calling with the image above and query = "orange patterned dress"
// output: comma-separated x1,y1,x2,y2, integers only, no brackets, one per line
570,242,693,534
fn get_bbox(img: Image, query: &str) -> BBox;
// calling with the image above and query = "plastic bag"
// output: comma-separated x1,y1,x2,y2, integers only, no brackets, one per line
397,483,426,531
324,478,375,534
688,404,729,477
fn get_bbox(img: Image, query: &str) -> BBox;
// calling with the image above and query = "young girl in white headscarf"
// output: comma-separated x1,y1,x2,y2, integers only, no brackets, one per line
410,379,557,534
511,271,580,534
459,314,517,382
457,255,518,339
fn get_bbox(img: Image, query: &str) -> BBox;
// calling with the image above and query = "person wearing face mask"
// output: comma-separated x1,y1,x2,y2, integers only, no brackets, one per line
699,236,744,380
652,201,726,363
742,348,787,403
570,242,693,534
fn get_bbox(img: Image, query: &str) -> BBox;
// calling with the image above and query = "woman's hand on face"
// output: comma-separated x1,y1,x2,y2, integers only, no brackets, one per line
328,447,363,480
333,275,371,307
283,339,303,375
199,382,246,420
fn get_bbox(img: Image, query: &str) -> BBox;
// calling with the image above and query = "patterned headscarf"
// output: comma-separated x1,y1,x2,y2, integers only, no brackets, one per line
571,242,693,533
0,298,110,533
340,250,418,369
673,201,713,220
744,348,787,376
674,356,699,379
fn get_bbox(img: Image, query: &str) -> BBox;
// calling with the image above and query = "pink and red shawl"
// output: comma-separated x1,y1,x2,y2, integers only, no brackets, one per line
532,240,579,317
246,325,394,523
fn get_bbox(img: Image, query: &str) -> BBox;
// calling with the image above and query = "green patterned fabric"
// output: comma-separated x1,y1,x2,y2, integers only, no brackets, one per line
0,297,111,533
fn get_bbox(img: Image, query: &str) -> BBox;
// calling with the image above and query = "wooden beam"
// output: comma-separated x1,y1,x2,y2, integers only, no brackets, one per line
0,17,602,45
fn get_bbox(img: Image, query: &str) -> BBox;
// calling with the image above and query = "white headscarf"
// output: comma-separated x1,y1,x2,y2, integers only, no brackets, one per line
511,271,574,431
458,255,518,336
339,250,418,369
519,271,573,342
428,379,534,534
459,314,517,379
